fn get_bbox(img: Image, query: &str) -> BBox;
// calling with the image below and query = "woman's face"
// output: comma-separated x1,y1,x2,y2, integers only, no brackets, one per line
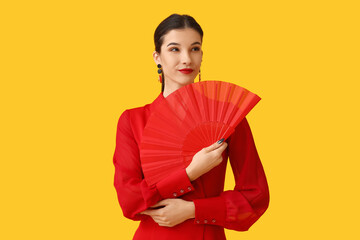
154,28,203,89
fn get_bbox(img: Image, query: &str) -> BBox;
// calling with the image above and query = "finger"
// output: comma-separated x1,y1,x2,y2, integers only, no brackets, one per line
152,215,165,222
216,155,224,164
204,139,225,152
140,209,161,217
150,199,171,209
158,222,171,227
140,209,152,215
153,219,171,227
213,142,228,154
151,216,168,226
150,202,165,208
155,199,172,207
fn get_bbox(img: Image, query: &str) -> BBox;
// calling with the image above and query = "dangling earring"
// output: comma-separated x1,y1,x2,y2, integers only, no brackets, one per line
199,68,201,82
157,64,162,83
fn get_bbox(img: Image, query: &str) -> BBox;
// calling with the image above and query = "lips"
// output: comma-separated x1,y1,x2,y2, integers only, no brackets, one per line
179,68,193,74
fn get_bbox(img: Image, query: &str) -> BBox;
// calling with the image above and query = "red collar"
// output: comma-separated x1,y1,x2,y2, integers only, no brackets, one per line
149,92,165,112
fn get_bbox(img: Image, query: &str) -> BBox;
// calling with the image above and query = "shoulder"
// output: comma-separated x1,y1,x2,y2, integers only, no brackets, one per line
116,104,152,144
121,104,150,121
117,104,151,129
115,93,164,136
126,104,150,117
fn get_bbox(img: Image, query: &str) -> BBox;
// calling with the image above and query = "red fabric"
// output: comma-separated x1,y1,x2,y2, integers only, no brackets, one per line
113,93,270,240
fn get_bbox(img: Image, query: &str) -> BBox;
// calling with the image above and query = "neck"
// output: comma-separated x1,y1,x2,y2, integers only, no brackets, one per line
162,80,194,98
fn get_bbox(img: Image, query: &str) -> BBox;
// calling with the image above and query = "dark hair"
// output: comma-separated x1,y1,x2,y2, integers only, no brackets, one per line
154,14,203,92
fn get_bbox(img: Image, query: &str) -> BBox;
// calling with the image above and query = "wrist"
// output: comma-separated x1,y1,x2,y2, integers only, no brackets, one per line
186,201,195,219
186,165,197,181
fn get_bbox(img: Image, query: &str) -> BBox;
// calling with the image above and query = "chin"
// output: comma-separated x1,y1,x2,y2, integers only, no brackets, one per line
179,76,196,85
166,74,196,88
179,80,194,87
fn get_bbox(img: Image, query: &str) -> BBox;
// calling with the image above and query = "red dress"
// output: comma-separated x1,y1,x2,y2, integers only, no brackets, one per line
113,93,270,240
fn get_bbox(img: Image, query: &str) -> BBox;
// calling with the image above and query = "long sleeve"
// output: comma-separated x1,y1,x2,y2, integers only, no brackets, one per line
193,117,270,231
113,110,195,220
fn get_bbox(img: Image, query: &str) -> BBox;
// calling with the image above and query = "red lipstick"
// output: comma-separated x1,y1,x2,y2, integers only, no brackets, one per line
179,68,193,74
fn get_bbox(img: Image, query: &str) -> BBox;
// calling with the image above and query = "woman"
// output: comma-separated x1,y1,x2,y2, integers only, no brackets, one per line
113,14,269,240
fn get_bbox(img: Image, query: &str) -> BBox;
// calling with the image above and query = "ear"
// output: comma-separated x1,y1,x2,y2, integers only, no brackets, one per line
153,51,161,65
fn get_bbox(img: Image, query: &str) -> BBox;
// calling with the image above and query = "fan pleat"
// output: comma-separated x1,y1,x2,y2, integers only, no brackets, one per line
174,91,205,143
142,125,183,147
186,85,203,122
143,155,183,166
213,82,221,140
183,87,209,144
203,85,213,143
216,84,231,140
140,143,183,154
162,100,188,127
140,81,261,185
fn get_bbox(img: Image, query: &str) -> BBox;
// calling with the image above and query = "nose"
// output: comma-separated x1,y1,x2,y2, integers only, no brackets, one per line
180,51,192,65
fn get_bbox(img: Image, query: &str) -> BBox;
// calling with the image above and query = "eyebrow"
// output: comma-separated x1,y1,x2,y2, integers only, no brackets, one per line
166,41,201,47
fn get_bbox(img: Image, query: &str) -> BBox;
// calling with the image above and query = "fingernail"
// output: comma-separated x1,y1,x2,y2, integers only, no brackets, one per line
217,138,225,144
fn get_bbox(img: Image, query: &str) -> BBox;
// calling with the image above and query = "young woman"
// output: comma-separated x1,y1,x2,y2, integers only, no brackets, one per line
113,14,270,240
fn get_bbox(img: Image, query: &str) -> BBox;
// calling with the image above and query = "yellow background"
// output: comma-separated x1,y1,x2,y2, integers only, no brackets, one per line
1,0,359,239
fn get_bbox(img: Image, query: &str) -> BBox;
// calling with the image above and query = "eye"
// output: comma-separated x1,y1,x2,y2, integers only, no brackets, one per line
169,47,179,52
192,46,201,51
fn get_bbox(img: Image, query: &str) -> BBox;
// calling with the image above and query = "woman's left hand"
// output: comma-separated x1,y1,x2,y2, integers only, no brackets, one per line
140,199,195,227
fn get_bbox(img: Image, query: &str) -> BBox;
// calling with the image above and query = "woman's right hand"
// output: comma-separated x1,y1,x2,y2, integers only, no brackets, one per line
185,139,228,181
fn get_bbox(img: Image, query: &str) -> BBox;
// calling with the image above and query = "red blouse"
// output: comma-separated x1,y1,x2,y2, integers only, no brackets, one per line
113,93,269,240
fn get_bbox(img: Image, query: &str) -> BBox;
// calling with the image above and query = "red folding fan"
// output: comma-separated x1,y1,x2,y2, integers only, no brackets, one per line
140,80,261,185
